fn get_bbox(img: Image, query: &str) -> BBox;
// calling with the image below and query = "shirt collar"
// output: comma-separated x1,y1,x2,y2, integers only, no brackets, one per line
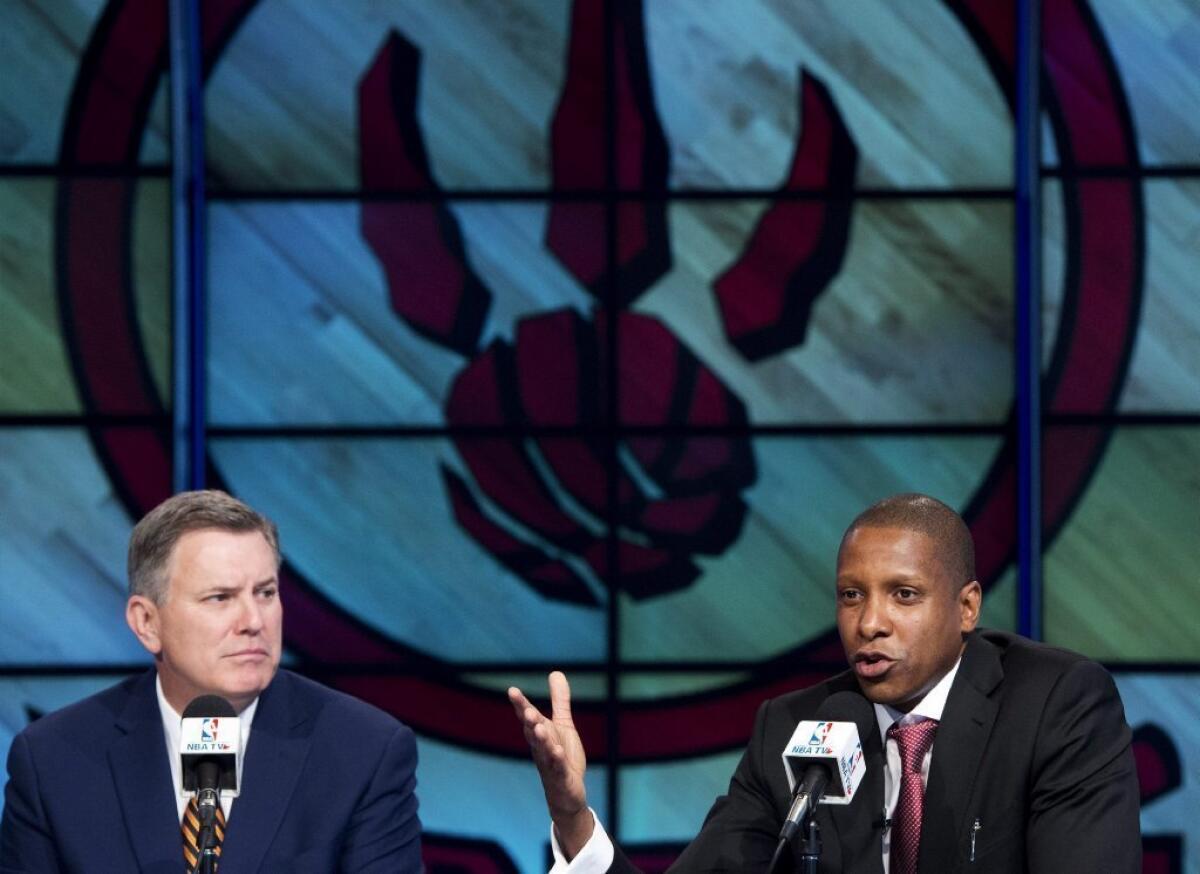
873,652,962,742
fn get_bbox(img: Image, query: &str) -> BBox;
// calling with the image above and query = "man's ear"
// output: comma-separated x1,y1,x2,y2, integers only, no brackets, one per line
126,595,163,655
959,580,982,632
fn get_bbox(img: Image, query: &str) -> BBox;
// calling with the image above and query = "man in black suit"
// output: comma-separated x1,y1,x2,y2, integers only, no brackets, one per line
509,493,1140,872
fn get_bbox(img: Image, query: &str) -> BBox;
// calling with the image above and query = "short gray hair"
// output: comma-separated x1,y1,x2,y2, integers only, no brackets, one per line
128,490,280,603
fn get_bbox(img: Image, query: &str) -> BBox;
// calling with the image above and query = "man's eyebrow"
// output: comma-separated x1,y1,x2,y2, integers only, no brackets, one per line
199,584,241,595
883,575,928,588
835,572,923,586
199,578,277,594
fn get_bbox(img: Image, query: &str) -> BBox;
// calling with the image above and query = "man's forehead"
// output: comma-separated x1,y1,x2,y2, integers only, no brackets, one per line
836,525,951,577
165,528,275,580
838,524,938,555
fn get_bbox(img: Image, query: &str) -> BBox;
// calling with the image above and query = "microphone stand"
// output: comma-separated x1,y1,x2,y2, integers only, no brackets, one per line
769,767,828,874
194,825,218,874
191,787,219,874
193,831,218,874
797,816,821,874
767,803,822,874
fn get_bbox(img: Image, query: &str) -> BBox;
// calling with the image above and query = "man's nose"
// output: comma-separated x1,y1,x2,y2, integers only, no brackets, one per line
858,594,890,639
235,594,264,633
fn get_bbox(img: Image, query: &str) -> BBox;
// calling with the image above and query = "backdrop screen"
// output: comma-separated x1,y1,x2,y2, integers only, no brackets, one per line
1,1,1196,870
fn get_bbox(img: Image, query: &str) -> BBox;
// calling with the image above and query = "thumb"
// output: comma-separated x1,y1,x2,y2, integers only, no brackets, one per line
548,671,573,723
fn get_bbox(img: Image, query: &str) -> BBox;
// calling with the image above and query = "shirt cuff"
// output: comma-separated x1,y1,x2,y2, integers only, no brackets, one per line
548,808,614,874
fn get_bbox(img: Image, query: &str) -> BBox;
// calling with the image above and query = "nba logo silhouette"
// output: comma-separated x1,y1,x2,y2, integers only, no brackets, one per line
808,721,833,745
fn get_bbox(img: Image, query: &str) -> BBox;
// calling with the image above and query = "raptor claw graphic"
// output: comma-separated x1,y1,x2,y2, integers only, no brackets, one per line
358,4,768,606
359,31,492,357
713,72,858,362
545,0,671,304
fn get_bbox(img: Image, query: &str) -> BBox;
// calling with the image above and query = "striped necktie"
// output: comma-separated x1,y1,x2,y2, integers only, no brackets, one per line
182,794,225,872
888,719,938,874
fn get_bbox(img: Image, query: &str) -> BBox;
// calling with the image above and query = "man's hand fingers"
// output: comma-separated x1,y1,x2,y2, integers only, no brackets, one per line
512,677,582,785
548,671,573,722
510,676,589,833
509,688,552,731
524,712,562,754
526,725,571,774
508,686,537,720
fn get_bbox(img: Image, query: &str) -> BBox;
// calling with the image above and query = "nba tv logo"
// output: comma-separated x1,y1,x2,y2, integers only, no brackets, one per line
808,721,834,746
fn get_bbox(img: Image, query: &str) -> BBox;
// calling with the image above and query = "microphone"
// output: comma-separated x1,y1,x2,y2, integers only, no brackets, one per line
776,691,872,843
180,695,240,822
181,696,239,873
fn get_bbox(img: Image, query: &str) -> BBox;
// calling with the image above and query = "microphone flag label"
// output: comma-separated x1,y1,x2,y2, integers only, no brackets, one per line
180,715,241,795
782,719,865,805
181,716,240,753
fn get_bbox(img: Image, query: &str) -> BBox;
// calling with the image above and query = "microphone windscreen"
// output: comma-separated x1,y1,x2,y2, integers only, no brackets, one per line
781,691,872,802
180,695,240,793
183,695,237,719
813,691,875,739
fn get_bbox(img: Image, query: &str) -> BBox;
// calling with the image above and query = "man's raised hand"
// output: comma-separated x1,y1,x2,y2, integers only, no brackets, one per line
508,671,594,858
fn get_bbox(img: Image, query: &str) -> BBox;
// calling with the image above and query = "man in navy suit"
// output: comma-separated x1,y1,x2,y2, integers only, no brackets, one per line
0,490,421,872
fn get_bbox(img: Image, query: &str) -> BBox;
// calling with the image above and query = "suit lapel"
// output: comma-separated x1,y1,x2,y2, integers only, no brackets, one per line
108,670,183,871
219,671,315,874
917,633,1002,872
822,679,887,874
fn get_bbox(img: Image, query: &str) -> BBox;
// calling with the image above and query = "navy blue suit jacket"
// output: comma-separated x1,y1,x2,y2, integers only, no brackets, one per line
0,669,421,873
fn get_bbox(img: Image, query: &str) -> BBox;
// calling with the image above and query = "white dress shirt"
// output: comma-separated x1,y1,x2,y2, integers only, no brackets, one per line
156,676,259,823
874,657,960,873
549,811,614,874
549,656,962,874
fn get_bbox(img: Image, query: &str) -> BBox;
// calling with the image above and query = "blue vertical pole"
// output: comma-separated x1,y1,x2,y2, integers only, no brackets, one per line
169,0,207,492
1015,0,1042,640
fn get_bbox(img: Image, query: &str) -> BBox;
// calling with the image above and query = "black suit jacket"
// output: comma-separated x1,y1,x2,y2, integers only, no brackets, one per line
611,629,1140,873
0,669,421,873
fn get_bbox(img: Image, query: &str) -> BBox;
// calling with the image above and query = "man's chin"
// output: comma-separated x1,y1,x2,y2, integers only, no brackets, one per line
854,677,910,709
856,685,883,703
220,667,277,705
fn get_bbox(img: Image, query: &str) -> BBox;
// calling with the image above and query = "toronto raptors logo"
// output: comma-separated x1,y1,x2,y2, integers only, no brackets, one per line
52,0,1177,868
357,0,855,605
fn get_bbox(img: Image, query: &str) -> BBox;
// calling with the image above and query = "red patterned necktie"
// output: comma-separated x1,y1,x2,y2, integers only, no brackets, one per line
888,719,938,874
182,795,225,872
